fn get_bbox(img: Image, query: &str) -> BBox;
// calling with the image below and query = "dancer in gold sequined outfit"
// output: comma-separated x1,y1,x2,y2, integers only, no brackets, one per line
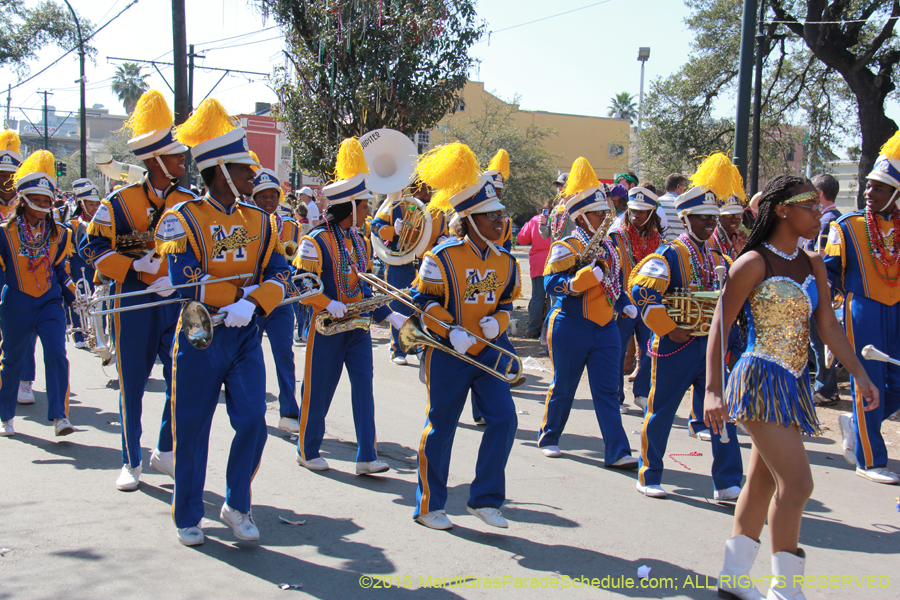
704,175,879,600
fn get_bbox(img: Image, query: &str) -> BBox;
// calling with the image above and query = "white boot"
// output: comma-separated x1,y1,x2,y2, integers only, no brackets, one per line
766,549,807,600
718,535,765,600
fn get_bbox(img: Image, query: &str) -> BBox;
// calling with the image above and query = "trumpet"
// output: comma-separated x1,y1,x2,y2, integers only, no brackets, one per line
68,270,115,365
358,273,524,384
283,240,299,261
314,290,405,336
663,289,719,336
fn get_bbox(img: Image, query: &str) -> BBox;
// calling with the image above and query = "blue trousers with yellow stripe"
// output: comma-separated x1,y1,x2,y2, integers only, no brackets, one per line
298,322,377,463
385,263,417,359
539,308,632,464
415,345,517,518
113,279,177,468
0,287,68,422
616,313,652,403
257,304,299,417
171,316,268,528
639,334,743,490
845,293,900,469
0,270,35,381
471,331,518,422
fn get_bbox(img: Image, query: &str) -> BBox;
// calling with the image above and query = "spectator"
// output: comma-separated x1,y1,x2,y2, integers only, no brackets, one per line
657,173,687,241
614,172,639,190
298,186,320,226
517,202,554,339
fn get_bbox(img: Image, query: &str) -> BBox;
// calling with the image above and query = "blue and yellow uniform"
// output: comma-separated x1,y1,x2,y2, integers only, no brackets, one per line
84,176,194,471
0,201,37,384
0,217,76,424
293,224,391,463
500,218,513,252
371,199,448,360
156,194,289,529
538,231,636,463
825,209,900,470
411,235,521,517
630,235,743,492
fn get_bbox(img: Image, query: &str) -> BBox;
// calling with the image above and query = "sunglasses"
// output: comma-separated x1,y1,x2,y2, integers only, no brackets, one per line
790,202,825,214
475,211,507,222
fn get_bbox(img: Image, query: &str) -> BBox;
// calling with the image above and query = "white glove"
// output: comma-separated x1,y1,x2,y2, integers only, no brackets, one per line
326,299,347,318
221,298,256,328
241,284,259,298
623,305,638,319
479,316,500,339
592,266,605,283
133,253,161,275
393,218,404,234
386,311,407,330
146,276,175,298
449,327,476,354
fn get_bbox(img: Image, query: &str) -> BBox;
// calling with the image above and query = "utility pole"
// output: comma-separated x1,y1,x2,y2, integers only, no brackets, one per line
172,0,190,187
732,0,758,182
6,85,10,124
62,0,87,178
40,90,52,151
748,0,767,196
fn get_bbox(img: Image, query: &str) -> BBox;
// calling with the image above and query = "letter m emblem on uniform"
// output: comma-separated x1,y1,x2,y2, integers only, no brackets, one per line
462,269,499,303
210,225,259,261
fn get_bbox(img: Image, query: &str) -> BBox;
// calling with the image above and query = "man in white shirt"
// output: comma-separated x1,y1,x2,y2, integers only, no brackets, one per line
298,186,320,226
657,173,687,241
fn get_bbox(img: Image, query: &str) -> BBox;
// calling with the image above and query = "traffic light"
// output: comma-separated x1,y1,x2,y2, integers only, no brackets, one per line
55,161,66,177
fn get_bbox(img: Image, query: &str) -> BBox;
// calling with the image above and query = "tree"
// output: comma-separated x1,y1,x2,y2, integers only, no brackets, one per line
0,0,92,74
259,0,484,178
608,92,637,122
111,63,150,115
433,94,557,221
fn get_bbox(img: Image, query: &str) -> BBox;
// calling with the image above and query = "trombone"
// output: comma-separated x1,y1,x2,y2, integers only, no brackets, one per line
86,274,255,317
357,273,523,385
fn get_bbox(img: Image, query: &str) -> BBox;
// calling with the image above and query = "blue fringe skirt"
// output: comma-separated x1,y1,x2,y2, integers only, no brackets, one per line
726,354,821,436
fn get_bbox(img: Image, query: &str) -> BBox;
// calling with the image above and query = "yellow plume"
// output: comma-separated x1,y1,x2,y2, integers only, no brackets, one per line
729,162,747,203
691,152,738,199
249,150,260,171
562,157,599,197
487,148,510,180
879,129,900,161
416,142,480,194
429,188,456,214
175,98,236,147
0,129,21,153
14,150,55,185
123,90,174,137
333,138,369,181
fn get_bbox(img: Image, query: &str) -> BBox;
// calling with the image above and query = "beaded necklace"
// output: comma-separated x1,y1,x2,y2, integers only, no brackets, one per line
327,220,367,298
17,214,53,291
864,208,900,287
622,220,660,265
550,204,569,240
709,227,735,260
573,226,621,305
678,233,717,291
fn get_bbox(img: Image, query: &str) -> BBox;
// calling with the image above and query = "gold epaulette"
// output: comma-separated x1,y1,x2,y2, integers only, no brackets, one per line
628,252,669,294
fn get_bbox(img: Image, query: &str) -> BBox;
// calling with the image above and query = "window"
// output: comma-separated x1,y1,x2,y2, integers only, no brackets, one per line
416,131,430,154
607,142,625,158
786,147,795,162
457,98,466,112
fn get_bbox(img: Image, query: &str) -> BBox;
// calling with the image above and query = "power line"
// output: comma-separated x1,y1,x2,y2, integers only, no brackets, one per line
194,25,280,49
483,0,617,42
205,35,283,52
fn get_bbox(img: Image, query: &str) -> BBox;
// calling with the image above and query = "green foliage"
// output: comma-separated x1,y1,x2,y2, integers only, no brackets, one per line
434,94,557,222
0,0,93,74
111,63,150,115
259,0,484,178
608,92,637,122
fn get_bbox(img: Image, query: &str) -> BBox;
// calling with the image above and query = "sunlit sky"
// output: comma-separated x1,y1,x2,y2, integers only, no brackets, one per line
1,0,894,158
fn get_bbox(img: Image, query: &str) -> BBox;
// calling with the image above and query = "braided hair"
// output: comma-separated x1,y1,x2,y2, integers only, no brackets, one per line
738,174,809,258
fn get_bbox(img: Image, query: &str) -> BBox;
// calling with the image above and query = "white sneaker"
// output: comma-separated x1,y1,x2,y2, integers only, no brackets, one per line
220,504,259,541
116,464,141,491
839,412,856,465
149,449,175,478
636,481,667,498
415,510,452,530
17,381,34,404
714,485,742,502
541,445,562,458
0,418,14,436
619,404,629,414
278,417,300,433
293,332,301,344
177,525,204,546
296,454,329,471
608,455,639,470
473,416,486,426
356,460,390,475
695,430,712,442
467,506,508,528
856,467,900,485
391,355,408,365
54,418,74,436
634,396,648,411
74,341,87,349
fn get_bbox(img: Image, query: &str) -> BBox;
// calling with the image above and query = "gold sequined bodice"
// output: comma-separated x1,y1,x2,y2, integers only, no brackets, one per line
744,276,817,377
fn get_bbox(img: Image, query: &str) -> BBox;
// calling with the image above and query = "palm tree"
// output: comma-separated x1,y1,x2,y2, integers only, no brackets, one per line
111,63,150,114
608,92,637,123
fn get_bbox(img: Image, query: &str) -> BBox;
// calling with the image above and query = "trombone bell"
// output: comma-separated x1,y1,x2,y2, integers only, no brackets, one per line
181,301,214,350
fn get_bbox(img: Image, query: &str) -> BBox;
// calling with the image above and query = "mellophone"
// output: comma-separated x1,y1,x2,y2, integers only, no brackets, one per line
663,289,720,336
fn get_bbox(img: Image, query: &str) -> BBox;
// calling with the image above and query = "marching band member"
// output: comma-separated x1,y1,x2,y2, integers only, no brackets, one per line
485,149,513,252
66,179,101,349
84,90,193,491
826,132,900,485
629,176,743,500
251,168,300,433
705,175,878,600
293,138,405,475
710,191,748,260
0,150,76,437
411,143,521,530
609,185,663,413
0,129,37,404
155,98,291,546
537,157,638,468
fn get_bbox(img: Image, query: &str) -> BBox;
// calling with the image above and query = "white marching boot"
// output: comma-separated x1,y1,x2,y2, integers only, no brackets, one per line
766,549,807,600
717,535,765,600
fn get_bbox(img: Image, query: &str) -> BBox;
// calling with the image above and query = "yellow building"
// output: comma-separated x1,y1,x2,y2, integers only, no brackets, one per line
425,80,632,182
